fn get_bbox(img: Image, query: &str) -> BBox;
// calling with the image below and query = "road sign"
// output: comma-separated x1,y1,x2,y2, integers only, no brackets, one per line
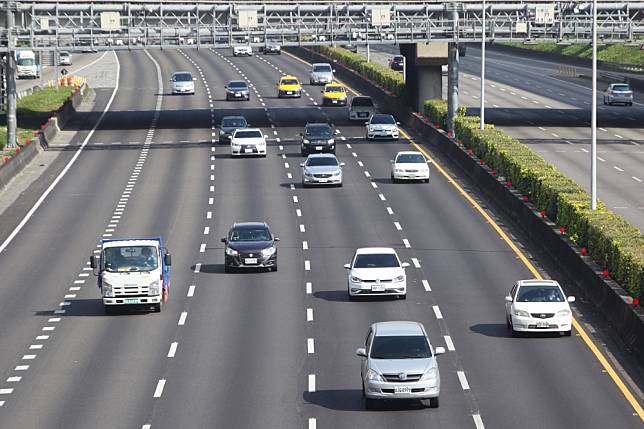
61,68,68,75
535,4,555,25
238,9,258,29
371,7,391,26
100,12,121,31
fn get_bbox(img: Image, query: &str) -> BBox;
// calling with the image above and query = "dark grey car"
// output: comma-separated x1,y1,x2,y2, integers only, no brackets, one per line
219,116,248,144
300,123,335,156
225,80,251,101
221,222,279,272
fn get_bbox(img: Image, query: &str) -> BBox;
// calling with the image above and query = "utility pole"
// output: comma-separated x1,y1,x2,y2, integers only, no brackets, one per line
5,1,17,149
447,6,459,135
480,0,486,130
591,0,598,210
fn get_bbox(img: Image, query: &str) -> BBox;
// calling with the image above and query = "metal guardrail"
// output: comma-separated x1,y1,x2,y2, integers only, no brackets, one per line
1,1,644,51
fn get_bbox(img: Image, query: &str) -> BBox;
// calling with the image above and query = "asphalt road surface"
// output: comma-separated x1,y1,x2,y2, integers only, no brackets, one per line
0,47,641,429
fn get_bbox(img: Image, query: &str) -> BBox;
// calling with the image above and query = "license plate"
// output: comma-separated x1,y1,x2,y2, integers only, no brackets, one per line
244,148,254,153
371,284,386,292
537,321,549,328
124,298,139,304
359,113,368,117
235,93,241,97
245,258,258,264
287,91,293,95
318,179,328,183
394,386,412,394
332,100,338,104
315,146,323,150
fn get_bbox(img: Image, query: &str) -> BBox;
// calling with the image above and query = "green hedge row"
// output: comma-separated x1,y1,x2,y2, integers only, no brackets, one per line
425,99,644,299
311,46,406,97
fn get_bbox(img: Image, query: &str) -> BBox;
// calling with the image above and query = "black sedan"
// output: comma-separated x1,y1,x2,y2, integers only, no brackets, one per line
221,222,279,272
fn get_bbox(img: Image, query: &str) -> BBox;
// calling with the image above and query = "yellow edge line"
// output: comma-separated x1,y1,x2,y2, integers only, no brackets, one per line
284,48,644,420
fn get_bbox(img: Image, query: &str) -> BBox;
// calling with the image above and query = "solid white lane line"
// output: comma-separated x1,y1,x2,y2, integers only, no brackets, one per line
457,371,470,390
433,306,443,319
178,312,188,326
394,222,402,231
403,239,411,248
194,263,202,273
153,379,166,398
386,207,394,215
411,258,421,268
307,308,313,321
168,342,178,358
422,280,432,291
187,285,196,297
306,282,312,294
308,374,316,392
444,335,455,351
305,260,311,271
307,338,315,354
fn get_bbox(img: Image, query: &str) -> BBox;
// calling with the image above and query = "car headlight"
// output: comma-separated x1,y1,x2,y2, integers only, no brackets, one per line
420,367,438,381
366,368,383,382
149,280,160,296
514,309,530,317
394,275,404,282
261,246,276,257
350,276,363,283
102,281,114,298
557,309,571,317
332,170,341,176
395,168,404,173
327,139,334,144
303,139,310,144
304,170,314,177
226,247,238,256
339,96,346,101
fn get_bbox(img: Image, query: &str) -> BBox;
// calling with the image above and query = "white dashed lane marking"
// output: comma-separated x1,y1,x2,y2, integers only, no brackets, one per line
444,335,455,351
167,342,178,358
153,379,166,398
457,371,470,390
433,306,443,319
422,280,432,291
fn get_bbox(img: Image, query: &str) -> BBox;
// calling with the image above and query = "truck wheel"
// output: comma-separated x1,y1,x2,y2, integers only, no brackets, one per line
153,303,162,313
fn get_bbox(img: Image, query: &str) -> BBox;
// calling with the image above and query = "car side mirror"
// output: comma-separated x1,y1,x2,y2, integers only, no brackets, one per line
169,79,173,82
505,295,513,303
567,296,576,303
193,78,197,81
321,90,324,93
90,255,97,269
355,347,367,357
401,262,410,268
344,263,351,269
364,121,369,125
427,160,432,163
396,122,401,125
333,69,336,73
164,253,172,266
390,160,394,163
340,162,345,167
221,237,227,243
434,346,446,355
274,237,280,242
300,163,305,167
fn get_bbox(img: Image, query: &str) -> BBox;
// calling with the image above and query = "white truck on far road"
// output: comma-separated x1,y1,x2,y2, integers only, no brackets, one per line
90,237,172,314
15,50,41,79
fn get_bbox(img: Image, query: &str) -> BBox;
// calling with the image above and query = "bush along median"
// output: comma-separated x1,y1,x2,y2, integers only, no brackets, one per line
310,46,406,97
424,99,644,303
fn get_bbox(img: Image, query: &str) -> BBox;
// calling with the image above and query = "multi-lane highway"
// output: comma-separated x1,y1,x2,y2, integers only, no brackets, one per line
0,47,642,428
368,44,644,232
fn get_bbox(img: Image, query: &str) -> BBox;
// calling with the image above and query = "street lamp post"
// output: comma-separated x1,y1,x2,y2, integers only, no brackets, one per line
480,0,486,130
591,0,598,210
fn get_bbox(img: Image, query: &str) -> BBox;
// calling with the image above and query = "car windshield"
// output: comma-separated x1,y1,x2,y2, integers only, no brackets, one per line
393,56,404,62
516,286,564,302
352,97,374,107
60,52,70,57
326,86,345,93
281,79,299,85
313,65,332,72
305,125,332,138
235,130,262,139
371,115,396,125
230,228,271,242
222,118,247,128
103,246,158,272
613,84,631,91
354,253,399,268
370,335,432,359
397,154,425,163
307,157,338,167
17,58,35,66
173,73,193,82
229,81,248,89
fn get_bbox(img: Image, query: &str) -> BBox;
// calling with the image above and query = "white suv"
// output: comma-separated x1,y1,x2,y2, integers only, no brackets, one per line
230,128,267,157
345,247,409,299
505,279,575,337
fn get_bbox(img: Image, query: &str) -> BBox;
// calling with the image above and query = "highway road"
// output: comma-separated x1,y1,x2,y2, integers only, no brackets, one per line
366,44,644,232
0,47,642,428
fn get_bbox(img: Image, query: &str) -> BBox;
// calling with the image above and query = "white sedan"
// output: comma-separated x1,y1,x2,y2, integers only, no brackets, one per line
505,279,575,337
391,151,430,183
230,128,267,157
365,114,399,140
233,46,252,56
345,247,409,300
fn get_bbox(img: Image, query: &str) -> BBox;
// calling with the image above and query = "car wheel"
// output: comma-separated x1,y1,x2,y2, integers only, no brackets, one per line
628,102,633,106
603,97,607,105
425,178,430,183
563,330,572,337
399,294,407,300
391,174,397,183
337,182,343,188
429,397,439,408
506,314,511,328
511,327,521,338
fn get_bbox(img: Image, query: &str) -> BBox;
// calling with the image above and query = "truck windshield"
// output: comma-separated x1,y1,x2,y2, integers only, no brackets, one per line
17,58,35,66
104,246,158,272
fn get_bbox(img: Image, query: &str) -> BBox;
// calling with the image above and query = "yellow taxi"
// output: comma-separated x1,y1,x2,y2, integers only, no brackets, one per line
277,75,302,98
321,82,347,106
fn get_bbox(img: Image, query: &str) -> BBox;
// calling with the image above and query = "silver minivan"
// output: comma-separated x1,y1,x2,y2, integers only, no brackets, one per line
356,321,445,409
349,96,376,121
309,63,335,85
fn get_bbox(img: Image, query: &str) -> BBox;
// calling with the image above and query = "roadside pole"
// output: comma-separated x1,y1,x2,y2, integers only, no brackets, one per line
591,0,598,210
447,7,459,135
480,0,486,130
6,3,17,149
402,55,406,82
366,42,370,62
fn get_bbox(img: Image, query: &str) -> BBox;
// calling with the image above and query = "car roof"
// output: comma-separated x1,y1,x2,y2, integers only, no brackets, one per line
325,82,344,88
312,63,332,67
173,71,192,75
232,222,269,229
355,247,397,255
222,115,246,121
396,151,423,156
307,153,337,159
228,80,247,85
516,279,561,287
234,128,261,133
305,122,331,128
372,113,394,119
373,321,425,337
280,75,299,80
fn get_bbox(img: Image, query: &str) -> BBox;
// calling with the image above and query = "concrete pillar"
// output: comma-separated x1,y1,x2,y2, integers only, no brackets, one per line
400,42,447,113
447,42,459,134
417,66,443,112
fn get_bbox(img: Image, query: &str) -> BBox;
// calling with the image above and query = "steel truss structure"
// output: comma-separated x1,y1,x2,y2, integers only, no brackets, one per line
1,1,644,52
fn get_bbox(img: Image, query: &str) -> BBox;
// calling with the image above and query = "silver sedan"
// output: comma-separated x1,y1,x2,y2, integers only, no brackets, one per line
300,154,344,187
